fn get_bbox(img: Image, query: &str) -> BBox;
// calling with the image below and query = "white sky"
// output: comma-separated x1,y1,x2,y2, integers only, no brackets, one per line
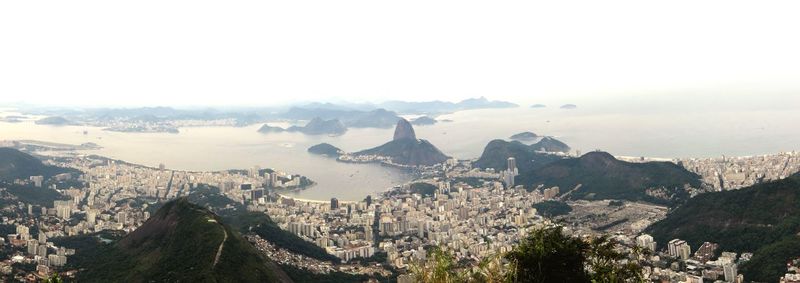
1,1,799,107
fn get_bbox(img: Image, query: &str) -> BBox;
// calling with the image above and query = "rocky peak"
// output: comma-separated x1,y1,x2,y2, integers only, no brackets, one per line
393,118,417,141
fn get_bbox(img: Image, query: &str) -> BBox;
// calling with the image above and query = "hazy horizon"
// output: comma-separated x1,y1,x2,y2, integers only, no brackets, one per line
3,1,800,108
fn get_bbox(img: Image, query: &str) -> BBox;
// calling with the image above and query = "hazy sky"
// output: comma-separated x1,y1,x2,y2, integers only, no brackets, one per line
1,1,799,107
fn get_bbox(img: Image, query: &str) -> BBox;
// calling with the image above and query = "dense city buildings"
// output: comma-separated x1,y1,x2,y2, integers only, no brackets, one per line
1,141,799,281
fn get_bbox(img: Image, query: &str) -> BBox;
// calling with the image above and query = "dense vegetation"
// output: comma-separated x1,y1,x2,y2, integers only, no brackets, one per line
281,264,394,283
409,226,643,283
518,151,701,206
308,143,344,157
409,182,438,197
532,201,572,217
529,137,570,153
146,185,338,263
2,183,70,206
0,148,76,181
252,217,341,263
70,198,287,282
647,173,800,281
474,140,565,173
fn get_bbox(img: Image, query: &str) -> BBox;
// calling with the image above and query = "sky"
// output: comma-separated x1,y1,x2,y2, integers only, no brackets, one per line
1,1,800,107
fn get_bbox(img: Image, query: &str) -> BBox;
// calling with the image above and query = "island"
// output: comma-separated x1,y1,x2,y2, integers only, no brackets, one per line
560,104,577,109
339,118,449,167
509,131,538,141
258,117,347,136
410,116,437,126
35,116,74,126
307,143,344,157
530,104,547,108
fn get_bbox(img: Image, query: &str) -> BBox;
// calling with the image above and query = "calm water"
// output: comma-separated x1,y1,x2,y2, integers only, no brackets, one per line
1,101,799,201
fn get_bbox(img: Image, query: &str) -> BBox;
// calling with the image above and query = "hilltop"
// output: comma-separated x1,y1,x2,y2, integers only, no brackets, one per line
509,132,538,141
517,151,701,205
72,198,290,282
474,140,565,173
353,119,448,166
0,148,74,181
282,108,401,128
258,118,347,135
647,173,800,281
410,116,437,126
34,116,74,125
530,136,571,153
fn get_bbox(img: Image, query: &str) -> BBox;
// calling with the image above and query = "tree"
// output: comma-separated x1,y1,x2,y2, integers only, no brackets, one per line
505,226,590,283
408,227,644,283
42,273,64,283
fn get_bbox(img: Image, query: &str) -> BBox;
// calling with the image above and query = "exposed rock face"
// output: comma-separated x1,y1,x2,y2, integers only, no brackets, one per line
393,118,417,141
354,118,448,166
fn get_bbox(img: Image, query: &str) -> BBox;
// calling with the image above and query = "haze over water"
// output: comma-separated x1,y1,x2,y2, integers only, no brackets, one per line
1,96,799,201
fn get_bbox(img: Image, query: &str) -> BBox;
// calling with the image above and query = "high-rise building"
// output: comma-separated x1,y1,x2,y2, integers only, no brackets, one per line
668,239,690,259
30,176,44,187
330,198,340,210
27,239,38,255
504,157,519,187
86,210,97,225
251,188,264,201
54,200,72,220
250,166,261,178
636,234,657,253
694,242,719,263
723,263,738,282
16,225,30,240
679,244,692,260
37,245,48,257
117,212,127,226
240,183,253,191
507,157,518,174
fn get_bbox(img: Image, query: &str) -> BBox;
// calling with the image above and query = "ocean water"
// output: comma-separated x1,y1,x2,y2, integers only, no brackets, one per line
1,100,799,201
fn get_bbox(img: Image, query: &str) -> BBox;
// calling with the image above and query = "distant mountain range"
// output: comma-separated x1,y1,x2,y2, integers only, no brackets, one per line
68,198,290,282
258,118,347,135
35,116,74,125
0,148,75,181
30,107,270,126
377,96,518,114
647,173,800,281
352,119,448,166
560,104,578,109
518,151,701,205
20,97,516,129
509,132,538,141
282,108,402,129
410,116,437,126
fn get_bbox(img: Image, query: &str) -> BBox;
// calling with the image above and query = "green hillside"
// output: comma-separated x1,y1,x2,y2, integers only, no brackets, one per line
647,173,800,281
474,139,565,173
0,148,75,181
518,151,701,205
72,198,290,282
